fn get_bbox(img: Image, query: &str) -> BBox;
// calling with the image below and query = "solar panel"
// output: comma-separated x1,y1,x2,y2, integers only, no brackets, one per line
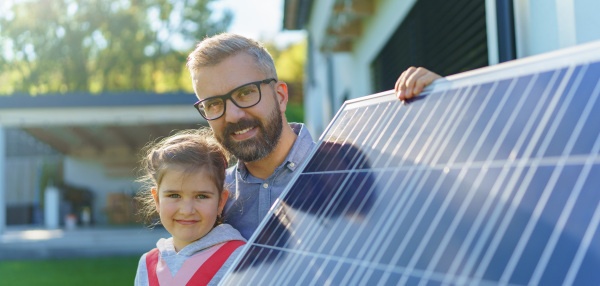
220,40,600,285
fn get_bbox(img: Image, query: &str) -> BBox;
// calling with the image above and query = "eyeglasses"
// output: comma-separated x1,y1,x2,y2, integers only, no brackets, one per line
193,78,276,121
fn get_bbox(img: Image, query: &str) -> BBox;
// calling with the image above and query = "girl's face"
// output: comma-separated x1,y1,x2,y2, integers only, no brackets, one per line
152,166,228,252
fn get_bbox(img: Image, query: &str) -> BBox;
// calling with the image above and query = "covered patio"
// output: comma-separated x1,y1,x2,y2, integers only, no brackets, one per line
0,91,204,234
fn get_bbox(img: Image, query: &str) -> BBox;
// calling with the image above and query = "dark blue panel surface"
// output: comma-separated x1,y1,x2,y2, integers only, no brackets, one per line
221,43,600,285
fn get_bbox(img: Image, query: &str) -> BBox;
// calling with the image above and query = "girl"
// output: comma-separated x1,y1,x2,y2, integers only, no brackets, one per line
134,128,245,286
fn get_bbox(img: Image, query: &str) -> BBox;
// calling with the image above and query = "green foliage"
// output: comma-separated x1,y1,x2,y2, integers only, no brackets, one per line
275,39,306,107
285,102,305,124
274,40,306,84
266,38,307,117
0,0,231,95
0,256,140,286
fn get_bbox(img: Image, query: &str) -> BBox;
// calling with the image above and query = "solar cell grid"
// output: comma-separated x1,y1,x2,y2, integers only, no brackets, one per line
220,41,600,285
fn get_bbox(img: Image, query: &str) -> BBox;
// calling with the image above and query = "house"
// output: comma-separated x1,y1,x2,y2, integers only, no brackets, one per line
2,0,600,235
283,0,600,137
0,92,202,233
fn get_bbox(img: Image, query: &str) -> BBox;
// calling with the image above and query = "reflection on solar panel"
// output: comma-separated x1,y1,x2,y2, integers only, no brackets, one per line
220,41,600,285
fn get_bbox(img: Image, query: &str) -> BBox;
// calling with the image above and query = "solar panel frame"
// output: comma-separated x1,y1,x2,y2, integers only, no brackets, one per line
219,40,600,286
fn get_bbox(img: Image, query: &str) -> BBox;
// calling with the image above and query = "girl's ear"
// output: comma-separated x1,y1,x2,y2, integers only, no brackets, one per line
218,189,229,215
151,189,160,213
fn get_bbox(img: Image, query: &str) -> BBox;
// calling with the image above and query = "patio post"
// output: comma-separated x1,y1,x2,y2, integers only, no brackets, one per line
0,125,6,235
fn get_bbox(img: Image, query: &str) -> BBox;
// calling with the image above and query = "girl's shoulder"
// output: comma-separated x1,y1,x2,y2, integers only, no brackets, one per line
179,225,245,256
205,224,245,241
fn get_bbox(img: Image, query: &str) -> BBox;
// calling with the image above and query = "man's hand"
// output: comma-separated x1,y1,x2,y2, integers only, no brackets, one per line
395,67,442,100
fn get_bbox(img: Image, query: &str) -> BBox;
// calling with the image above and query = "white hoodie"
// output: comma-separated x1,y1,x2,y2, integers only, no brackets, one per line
134,224,246,286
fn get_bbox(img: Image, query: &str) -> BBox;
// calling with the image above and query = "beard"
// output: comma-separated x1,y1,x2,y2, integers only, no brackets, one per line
216,99,283,162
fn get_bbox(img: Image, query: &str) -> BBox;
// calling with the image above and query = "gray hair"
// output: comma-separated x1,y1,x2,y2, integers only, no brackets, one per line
186,33,277,79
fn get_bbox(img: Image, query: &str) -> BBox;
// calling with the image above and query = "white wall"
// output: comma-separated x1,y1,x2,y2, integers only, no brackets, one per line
304,39,332,138
303,0,600,136
304,0,417,136
514,0,600,58
574,0,600,44
331,54,355,111
303,0,335,137
352,0,418,98
63,157,139,224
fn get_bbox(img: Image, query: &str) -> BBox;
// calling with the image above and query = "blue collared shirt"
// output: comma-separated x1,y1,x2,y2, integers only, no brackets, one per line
223,123,316,240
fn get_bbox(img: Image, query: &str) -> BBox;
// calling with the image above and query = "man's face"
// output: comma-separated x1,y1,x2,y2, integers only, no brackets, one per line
192,53,283,162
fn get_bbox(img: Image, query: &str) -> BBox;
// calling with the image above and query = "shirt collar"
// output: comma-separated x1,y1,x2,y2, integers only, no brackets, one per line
285,123,314,171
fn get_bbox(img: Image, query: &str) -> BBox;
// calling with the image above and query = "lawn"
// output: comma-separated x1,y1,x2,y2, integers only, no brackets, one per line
0,255,140,286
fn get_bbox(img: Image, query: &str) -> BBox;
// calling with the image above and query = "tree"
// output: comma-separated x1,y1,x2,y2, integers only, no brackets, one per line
266,38,307,123
0,0,231,95
273,39,306,105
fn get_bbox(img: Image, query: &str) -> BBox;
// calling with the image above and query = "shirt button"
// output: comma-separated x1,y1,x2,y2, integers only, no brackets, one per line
289,162,296,168
263,183,269,189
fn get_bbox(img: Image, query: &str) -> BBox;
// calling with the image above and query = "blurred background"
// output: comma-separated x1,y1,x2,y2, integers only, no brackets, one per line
0,0,306,231
0,0,305,284
1,0,600,285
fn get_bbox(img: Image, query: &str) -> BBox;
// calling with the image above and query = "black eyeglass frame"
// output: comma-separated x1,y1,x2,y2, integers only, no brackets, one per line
193,78,277,121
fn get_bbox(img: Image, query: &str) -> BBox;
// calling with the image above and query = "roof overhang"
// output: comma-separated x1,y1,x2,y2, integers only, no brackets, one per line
283,0,314,30
283,0,374,53
0,92,206,177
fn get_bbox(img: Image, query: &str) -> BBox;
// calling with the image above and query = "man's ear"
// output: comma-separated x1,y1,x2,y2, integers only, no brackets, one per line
151,189,160,213
274,81,289,113
218,189,230,215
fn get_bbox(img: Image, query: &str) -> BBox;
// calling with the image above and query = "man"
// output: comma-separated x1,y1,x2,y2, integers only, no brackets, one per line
186,33,440,239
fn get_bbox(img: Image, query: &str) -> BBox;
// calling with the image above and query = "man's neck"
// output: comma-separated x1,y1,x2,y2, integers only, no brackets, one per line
244,124,298,180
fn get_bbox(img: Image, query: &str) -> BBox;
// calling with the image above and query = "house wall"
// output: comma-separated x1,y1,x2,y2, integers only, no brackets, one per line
0,128,62,228
304,39,332,138
4,158,41,224
63,157,140,225
0,93,199,231
0,134,142,231
304,0,419,137
513,0,600,58
303,0,600,136
303,0,336,138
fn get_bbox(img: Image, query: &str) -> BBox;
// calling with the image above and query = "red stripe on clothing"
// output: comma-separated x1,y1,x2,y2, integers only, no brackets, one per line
145,248,160,286
186,240,246,286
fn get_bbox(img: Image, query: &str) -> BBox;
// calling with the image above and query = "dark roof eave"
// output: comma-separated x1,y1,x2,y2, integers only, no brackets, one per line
0,91,198,109
283,0,313,30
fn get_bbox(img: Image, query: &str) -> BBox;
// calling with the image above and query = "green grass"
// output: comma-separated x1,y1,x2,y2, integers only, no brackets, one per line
0,256,140,286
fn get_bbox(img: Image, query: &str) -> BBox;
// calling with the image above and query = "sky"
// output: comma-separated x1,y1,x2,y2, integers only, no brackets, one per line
210,0,305,49
0,0,306,61
0,0,305,50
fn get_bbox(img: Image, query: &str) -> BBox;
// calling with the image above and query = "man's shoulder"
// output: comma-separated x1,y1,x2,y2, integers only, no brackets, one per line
288,123,317,162
225,165,236,183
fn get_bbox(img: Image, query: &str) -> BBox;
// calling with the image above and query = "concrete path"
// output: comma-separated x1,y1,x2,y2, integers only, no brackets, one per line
0,225,170,260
